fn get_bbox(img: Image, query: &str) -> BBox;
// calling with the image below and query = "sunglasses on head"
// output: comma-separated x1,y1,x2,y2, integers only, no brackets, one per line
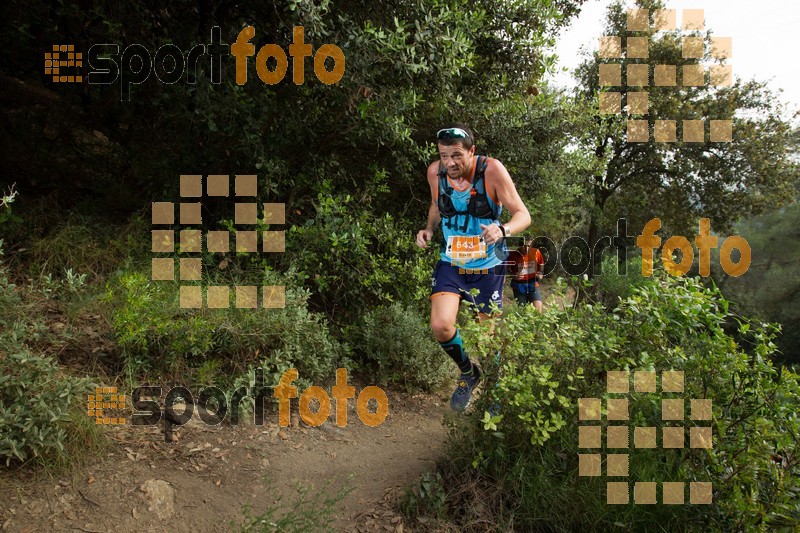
436,128,470,141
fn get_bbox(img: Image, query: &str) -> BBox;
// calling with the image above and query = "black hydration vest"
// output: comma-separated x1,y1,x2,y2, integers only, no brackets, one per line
437,155,500,232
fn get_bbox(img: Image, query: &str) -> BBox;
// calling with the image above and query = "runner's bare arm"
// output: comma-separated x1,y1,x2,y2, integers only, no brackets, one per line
416,162,441,249
481,158,530,243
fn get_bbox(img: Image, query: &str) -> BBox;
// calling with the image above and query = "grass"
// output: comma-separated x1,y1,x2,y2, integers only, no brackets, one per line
236,480,351,532
36,404,108,475
7,204,150,282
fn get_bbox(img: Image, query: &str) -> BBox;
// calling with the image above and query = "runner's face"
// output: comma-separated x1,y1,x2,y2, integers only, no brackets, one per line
438,143,475,179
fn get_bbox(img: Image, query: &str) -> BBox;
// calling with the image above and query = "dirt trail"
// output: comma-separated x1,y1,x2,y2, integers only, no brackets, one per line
0,282,570,533
0,391,449,532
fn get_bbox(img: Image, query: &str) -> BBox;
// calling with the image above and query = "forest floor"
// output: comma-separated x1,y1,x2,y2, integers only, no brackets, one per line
0,284,570,533
0,388,449,533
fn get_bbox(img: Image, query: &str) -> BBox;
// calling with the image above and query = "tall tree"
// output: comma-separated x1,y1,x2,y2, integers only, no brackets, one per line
0,0,589,217
0,0,589,315
573,0,798,277
715,173,800,361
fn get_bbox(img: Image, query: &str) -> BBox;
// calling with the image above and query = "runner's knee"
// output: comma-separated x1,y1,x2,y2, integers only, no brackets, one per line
430,318,455,341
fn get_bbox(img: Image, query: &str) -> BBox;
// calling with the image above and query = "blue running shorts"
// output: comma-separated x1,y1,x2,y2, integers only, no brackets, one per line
510,280,542,305
430,260,506,315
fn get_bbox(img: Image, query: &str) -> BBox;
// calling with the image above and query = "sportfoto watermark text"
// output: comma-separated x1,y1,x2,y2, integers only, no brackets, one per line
55,26,344,100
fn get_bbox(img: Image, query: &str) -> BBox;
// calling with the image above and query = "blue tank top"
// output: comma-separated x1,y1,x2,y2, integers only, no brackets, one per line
438,157,507,269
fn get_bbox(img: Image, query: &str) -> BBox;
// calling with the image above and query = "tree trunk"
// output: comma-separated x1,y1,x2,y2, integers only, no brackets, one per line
587,179,608,281
588,210,599,280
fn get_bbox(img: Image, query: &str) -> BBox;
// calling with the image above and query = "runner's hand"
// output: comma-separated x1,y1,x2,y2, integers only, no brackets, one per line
416,229,433,249
480,223,503,245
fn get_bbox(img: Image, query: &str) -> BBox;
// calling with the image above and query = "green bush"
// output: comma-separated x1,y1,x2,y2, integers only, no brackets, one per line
0,248,20,328
0,334,99,468
400,471,448,525
106,268,346,388
411,274,800,531
285,192,434,323
351,302,451,391
594,254,656,308
0,238,102,468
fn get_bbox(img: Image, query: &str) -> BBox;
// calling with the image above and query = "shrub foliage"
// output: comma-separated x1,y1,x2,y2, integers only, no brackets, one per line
408,274,800,530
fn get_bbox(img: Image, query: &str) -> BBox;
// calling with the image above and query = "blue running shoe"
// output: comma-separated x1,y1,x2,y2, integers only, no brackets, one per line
450,363,482,412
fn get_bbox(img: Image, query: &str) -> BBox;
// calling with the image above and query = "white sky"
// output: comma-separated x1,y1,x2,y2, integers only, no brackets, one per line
549,0,800,114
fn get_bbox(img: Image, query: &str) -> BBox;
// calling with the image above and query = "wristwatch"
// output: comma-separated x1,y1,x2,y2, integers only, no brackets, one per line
499,224,511,238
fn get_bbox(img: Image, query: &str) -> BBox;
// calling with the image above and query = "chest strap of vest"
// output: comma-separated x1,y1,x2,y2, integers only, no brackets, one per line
438,156,490,232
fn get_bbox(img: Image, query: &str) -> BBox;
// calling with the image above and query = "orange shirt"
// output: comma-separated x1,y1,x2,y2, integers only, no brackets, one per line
509,246,544,282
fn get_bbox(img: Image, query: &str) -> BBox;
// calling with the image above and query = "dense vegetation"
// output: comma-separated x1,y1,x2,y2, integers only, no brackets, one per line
1,0,799,530
405,269,800,530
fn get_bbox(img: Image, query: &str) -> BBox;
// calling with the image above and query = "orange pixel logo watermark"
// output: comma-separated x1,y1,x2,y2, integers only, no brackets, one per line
151,174,285,309
45,44,83,83
598,8,734,143
46,26,344,100
578,370,713,505
87,387,126,425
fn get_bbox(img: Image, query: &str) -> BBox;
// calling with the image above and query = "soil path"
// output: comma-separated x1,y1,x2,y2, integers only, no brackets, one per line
0,283,569,533
0,391,449,532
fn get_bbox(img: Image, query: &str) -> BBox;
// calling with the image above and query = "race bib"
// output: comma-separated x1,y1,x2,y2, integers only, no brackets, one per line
447,235,487,261
518,261,536,276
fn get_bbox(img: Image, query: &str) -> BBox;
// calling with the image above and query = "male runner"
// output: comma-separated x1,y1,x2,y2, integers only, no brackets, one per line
509,238,545,313
415,123,531,411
